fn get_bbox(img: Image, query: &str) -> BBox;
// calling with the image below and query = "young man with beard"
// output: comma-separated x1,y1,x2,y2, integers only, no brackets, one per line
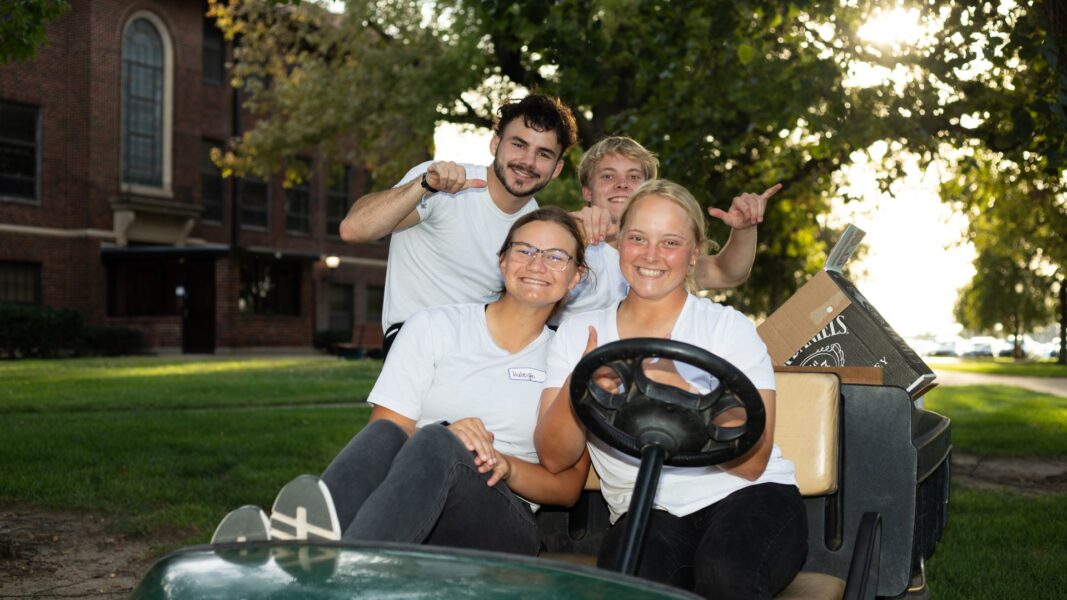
554,136,781,322
340,94,585,355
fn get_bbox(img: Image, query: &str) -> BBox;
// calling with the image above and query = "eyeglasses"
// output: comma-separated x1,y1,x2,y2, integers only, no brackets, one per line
507,242,574,271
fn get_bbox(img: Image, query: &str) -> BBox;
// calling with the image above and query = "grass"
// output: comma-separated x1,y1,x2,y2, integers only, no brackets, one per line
1,356,1064,597
0,356,381,413
0,356,377,547
930,358,1067,378
927,486,1067,599
923,385,1067,457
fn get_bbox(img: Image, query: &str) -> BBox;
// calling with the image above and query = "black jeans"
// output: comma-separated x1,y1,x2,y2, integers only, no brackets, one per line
320,419,539,555
597,482,808,599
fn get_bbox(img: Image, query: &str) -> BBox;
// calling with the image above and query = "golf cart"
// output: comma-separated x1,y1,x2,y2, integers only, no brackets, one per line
133,338,951,599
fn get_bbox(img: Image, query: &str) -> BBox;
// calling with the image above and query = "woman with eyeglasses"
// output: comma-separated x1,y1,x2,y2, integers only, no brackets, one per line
535,180,806,599
214,207,591,556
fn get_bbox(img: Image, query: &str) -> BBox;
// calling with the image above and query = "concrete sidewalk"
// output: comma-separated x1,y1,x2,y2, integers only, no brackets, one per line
932,369,1067,398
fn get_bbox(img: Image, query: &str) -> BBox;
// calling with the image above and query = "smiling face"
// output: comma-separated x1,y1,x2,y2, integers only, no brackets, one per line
617,194,699,302
499,220,582,308
489,119,565,199
582,153,649,223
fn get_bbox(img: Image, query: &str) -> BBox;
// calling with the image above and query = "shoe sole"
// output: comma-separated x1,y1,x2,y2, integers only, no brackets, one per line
270,475,341,541
212,505,271,544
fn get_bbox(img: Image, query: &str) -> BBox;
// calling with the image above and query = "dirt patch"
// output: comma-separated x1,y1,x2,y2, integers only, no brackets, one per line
951,452,1067,495
2,454,1064,596
0,504,165,598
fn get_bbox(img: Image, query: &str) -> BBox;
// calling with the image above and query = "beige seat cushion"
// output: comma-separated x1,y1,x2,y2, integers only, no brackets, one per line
773,372,840,496
775,571,846,600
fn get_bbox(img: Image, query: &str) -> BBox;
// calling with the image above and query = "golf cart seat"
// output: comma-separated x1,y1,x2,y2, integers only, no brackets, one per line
538,370,952,600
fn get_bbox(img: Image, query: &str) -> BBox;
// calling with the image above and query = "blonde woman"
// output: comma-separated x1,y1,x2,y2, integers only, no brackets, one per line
535,180,806,598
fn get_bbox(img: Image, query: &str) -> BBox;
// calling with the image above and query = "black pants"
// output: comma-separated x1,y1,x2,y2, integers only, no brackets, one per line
598,483,808,599
320,419,539,555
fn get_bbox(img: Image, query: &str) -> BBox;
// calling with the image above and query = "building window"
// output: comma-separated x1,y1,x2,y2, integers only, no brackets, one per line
365,285,384,323
285,159,311,234
202,11,226,85
326,163,350,237
106,259,181,316
200,141,224,224
0,262,41,305
121,14,173,191
240,176,269,228
0,101,39,201
328,283,354,331
239,257,300,315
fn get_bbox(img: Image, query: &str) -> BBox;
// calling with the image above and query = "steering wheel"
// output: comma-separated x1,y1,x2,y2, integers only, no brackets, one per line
569,337,766,467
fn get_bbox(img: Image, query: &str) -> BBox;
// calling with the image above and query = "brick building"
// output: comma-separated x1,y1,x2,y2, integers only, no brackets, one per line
0,0,387,353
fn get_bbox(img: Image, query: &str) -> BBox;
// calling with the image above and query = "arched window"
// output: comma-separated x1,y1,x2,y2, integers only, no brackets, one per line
121,14,172,191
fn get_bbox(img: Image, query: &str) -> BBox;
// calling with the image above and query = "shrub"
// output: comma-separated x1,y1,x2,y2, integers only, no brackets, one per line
80,325,146,357
0,303,83,358
313,328,352,352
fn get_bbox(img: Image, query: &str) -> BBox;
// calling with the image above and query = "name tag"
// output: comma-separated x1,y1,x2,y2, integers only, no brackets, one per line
508,367,546,383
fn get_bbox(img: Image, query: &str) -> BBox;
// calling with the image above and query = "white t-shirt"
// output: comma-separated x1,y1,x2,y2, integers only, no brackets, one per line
553,242,628,324
381,162,539,329
368,303,550,468
544,293,795,523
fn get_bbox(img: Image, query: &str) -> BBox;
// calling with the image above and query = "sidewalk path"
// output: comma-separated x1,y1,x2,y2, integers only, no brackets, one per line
932,369,1067,398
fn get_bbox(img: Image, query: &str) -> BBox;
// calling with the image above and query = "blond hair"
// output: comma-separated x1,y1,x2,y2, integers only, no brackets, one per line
577,136,659,189
618,179,708,292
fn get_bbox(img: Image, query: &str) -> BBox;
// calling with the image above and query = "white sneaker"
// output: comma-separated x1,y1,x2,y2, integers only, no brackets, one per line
269,475,342,541
212,505,271,544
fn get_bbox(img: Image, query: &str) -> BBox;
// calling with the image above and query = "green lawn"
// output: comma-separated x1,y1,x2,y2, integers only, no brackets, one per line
0,356,380,413
931,359,1067,378
1,356,1064,598
0,356,377,547
924,385,1067,457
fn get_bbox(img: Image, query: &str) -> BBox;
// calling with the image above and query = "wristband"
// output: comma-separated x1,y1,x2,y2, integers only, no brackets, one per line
421,172,440,194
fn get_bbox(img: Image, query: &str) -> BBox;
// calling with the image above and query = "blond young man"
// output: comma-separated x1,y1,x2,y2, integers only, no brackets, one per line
555,136,780,322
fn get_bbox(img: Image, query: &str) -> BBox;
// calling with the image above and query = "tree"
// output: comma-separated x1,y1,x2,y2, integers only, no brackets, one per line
206,0,489,185
0,0,69,64
211,0,1065,320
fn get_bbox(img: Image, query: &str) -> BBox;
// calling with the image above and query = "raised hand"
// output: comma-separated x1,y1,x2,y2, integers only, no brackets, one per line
707,183,782,230
424,161,488,194
570,206,617,246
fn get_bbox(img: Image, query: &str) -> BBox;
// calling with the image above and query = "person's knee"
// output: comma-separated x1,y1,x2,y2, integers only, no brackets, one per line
405,423,472,466
364,418,409,443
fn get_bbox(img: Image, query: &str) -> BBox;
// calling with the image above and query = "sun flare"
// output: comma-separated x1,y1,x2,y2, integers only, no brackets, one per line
857,7,927,47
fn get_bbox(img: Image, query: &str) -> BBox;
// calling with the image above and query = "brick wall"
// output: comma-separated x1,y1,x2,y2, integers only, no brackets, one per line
0,0,386,351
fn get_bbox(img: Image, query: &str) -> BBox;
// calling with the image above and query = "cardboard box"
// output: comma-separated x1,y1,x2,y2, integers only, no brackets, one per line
757,227,937,398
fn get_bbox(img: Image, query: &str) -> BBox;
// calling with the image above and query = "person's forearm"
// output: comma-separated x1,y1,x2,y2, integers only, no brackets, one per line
694,225,757,290
534,385,588,474
719,390,775,480
504,450,590,506
339,179,424,242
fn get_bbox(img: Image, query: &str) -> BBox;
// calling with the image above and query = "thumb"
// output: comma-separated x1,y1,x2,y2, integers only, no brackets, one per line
707,207,727,222
464,179,488,189
583,326,599,356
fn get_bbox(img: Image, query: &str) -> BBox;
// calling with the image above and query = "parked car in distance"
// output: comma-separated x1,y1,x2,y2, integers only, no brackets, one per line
930,337,963,357
961,336,997,357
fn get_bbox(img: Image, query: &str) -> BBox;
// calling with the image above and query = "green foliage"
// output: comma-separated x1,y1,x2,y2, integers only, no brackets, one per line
80,325,147,357
0,0,69,64
313,328,354,351
213,0,1067,318
944,152,1063,341
0,302,82,358
924,385,1067,457
207,0,490,185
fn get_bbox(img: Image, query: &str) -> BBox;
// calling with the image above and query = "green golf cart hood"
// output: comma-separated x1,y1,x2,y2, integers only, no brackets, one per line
132,541,697,599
